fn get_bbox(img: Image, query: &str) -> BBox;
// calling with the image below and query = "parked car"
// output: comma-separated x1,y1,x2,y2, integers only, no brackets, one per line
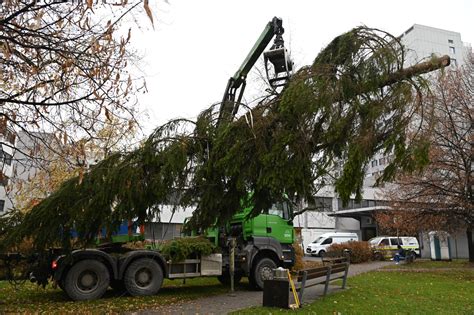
306,232,359,257
369,236,420,260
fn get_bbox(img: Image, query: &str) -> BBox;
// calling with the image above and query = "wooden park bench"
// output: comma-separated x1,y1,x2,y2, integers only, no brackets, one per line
321,249,351,265
293,259,350,305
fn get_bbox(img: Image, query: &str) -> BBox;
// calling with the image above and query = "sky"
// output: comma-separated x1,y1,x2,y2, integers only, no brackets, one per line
131,0,473,135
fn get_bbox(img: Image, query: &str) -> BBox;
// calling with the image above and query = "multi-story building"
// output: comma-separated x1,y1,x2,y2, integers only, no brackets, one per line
295,24,472,259
0,118,16,213
401,24,471,68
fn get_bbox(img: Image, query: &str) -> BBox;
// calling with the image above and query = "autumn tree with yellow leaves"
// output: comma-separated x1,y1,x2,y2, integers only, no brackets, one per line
0,0,153,212
0,0,152,169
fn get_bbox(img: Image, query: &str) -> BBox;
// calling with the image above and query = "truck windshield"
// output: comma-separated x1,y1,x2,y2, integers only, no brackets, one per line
369,238,380,245
268,201,292,220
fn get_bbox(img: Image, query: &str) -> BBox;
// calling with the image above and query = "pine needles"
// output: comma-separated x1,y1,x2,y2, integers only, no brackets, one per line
0,27,449,252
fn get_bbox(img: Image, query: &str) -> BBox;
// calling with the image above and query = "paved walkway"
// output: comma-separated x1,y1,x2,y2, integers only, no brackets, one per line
378,267,471,272
133,261,391,315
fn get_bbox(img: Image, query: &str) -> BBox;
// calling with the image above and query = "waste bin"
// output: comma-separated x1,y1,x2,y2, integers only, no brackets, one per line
429,231,452,261
262,267,289,309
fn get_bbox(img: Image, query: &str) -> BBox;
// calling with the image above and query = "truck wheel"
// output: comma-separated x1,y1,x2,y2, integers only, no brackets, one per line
251,257,277,290
374,252,384,261
124,258,163,297
63,259,110,301
217,271,242,286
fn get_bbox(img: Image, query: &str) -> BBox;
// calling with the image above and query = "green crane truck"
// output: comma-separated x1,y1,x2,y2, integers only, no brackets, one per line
203,200,296,290
0,17,295,301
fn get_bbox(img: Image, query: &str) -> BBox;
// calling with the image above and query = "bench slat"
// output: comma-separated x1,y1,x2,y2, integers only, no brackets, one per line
297,267,329,282
330,266,347,273
297,266,328,275
298,270,328,281
297,273,328,283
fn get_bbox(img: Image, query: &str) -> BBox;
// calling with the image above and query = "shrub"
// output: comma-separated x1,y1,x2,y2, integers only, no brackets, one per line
327,241,372,264
159,236,218,262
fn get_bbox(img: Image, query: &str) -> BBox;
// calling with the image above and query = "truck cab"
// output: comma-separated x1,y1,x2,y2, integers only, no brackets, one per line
202,198,295,290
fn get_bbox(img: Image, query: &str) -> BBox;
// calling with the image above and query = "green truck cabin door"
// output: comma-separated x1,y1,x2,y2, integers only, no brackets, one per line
265,202,294,244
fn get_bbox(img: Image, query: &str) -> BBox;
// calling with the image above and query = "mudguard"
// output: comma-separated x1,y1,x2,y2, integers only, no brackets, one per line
53,249,118,282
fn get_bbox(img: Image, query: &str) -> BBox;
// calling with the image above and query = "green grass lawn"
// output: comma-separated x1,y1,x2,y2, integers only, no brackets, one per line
234,263,474,315
0,277,242,314
383,259,474,270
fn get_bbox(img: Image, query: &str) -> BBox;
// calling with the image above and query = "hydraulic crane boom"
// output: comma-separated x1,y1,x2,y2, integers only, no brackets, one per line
217,17,293,127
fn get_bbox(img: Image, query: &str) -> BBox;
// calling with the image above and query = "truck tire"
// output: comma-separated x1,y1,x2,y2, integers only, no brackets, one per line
250,257,277,290
63,259,110,301
373,252,384,261
217,271,242,286
124,258,163,297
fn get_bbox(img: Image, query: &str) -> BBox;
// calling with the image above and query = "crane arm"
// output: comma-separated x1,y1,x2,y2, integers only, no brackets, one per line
217,17,286,127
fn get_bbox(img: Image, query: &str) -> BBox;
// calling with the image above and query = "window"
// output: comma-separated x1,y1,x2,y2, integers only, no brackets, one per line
3,152,12,166
353,200,361,208
0,148,12,165
0,173,8,186
449,46,455,54
379,157,385,165
369,238,380,245
0,200,4,212
321,238,332,245
451,58,457,67
267,201,292,220
380,238,389,246
390,238,401,246
312,236,324,244
268,202,284,218
371,160,378,167
448,39,453,44
311,197,333,212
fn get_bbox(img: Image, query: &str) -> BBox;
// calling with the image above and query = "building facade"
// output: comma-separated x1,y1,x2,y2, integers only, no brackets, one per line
400,24,471,68
0,118,15,213
297,24,472,258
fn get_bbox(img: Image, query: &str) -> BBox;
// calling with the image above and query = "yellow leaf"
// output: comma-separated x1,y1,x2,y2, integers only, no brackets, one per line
144,0,154,27
105,108,112,122
78,170,84,185
126,28,132,43
87,0,93,9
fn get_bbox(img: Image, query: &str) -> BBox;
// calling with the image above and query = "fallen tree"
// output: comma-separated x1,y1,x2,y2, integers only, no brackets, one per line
0,27,450,252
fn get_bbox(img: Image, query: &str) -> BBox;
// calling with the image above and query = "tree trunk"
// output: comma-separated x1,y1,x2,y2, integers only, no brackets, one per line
467,228,474,262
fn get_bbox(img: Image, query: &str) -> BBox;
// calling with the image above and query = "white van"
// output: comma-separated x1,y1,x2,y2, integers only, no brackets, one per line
306,232,359,256
369,236,420,260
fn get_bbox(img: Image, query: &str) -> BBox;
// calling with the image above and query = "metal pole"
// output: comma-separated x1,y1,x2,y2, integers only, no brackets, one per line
230,237,235,292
